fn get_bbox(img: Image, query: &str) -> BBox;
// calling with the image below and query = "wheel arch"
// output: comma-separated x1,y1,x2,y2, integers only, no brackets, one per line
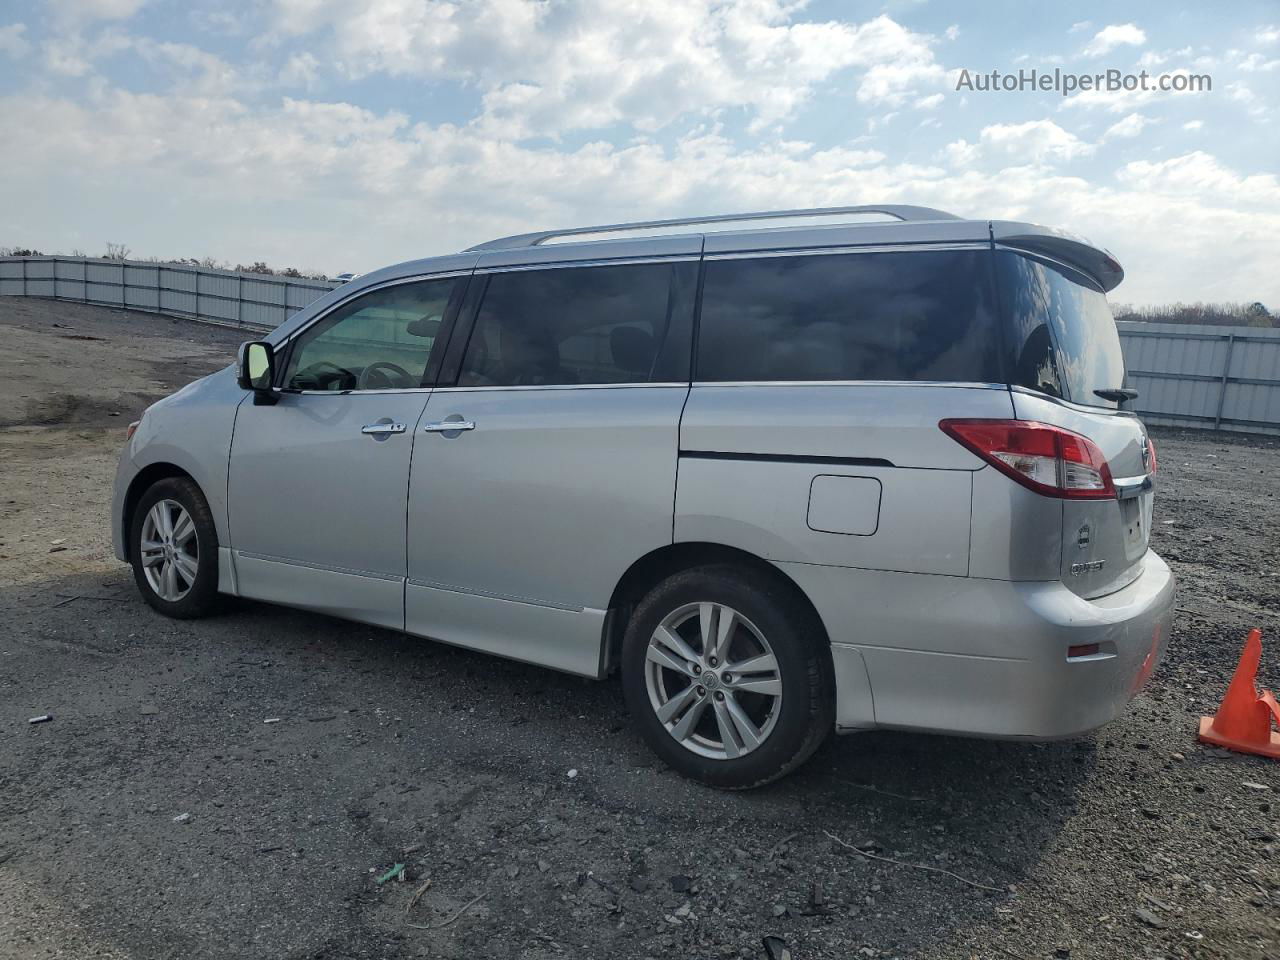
599,541,831,677
121,463,199,562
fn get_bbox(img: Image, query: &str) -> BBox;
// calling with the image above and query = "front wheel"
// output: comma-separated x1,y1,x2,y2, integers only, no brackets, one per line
621,565,833,789
129,476,221,619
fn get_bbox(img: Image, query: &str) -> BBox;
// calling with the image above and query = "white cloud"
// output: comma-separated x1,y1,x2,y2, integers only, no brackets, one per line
1103,112,1153,139
914,93,944,110
1060,68,1206,113
1182,119,1203,131
944,24,959,41
265,3,948,134
1069,20,1092,34
1082,23,1147,58
1257,25,1279,45
40,29,241,93
0,22,29,58
973,119,1096,164
47,0,148,21
1238,52,1280,71
2,86,1276,306
279,51,321,90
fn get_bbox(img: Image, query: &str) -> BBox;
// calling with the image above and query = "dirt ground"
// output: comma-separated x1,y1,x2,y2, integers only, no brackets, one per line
0,297,1277,960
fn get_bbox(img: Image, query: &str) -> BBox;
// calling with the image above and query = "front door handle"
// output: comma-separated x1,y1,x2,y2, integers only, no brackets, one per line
422,419,476,433
361,422,406,436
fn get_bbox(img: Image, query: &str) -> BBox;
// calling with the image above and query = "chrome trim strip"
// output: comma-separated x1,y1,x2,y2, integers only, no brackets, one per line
235,551,402,582
406,578,583,612
690,380,1007,389
432,382,688,393
1114,474,1154,500
476,256,700,274
704,241,988,261
285,387,433,396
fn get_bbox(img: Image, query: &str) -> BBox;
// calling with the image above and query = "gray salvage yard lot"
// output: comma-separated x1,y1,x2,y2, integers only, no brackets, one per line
1,297,1277,960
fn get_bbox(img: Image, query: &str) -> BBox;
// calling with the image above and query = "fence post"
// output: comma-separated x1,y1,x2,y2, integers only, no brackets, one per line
1214,333,1236,430
21,256,26,296
237,273,243,327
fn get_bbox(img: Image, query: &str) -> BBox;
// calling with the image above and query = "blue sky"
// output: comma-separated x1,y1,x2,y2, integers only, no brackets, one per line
1,0,1277,305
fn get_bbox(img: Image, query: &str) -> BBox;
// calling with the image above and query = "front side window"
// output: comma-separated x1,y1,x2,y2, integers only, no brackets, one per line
458,262,689,387
695,249,1002,383
998,251,1125,409
283,277,458,391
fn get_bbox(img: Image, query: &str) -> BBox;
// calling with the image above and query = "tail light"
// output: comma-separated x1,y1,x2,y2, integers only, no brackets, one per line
940,419,1115,500
126,420,141,440
1146,435,1158,475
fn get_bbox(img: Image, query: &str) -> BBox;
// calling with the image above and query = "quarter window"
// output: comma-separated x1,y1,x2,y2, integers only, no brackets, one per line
458,263,690,387
695,250,1002,383
283,278,459,391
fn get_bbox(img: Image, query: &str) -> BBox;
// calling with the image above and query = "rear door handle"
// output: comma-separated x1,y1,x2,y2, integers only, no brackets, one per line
361,422,406,436
422,419,475,433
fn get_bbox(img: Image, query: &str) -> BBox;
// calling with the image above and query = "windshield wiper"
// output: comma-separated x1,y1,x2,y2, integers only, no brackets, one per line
1094,387,1139,403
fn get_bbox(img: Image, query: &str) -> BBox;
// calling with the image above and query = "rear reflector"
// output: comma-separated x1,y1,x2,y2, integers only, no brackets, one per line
1067,643,1101,659
1146,435,1158,475
939,419,1116,500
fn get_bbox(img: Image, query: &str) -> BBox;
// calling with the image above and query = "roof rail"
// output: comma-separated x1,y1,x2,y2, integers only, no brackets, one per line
466,204,962,251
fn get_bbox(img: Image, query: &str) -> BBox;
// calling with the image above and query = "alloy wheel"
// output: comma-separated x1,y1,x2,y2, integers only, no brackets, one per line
139,499,199,601
643,602,783,760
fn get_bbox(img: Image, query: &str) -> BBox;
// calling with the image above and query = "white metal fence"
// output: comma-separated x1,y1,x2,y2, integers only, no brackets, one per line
2,256,1278,434
1117,321,1280,437
0,255,338,331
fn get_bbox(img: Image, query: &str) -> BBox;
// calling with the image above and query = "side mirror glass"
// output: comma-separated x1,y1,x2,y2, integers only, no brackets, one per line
237,341,275,393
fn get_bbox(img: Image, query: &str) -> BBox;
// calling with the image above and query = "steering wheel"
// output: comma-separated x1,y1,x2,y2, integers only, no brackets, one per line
357,360,414,391
293,359,354,390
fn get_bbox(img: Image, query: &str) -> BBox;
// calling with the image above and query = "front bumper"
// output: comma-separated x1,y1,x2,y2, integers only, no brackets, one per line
780,550,1175,739
110,443,139,563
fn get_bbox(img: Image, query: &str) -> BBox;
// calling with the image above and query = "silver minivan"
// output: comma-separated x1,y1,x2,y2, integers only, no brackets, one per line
112,206,1174,788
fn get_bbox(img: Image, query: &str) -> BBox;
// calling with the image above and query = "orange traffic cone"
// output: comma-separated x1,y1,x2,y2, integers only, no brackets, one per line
1198,628,1280,759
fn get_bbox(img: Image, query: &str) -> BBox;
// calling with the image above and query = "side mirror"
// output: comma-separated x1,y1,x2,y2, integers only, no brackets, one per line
405,317,441,339
237,341,277,403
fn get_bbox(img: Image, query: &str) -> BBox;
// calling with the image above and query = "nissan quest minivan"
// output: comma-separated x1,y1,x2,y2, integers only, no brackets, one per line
112,205,1174,788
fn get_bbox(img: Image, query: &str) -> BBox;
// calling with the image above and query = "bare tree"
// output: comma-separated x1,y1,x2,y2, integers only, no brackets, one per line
103,242,131,261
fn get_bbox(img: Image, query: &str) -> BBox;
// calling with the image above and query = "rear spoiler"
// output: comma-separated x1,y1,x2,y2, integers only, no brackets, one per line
989,221,1124,293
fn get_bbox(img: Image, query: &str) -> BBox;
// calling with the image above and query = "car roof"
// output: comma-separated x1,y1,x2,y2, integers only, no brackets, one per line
279,206,1123,342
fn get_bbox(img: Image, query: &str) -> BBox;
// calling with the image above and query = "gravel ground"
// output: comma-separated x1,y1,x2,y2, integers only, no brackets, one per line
1,298,1277,960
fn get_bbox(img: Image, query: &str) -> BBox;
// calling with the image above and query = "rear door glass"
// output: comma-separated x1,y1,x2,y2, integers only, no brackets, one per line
458,262,693,386
997,251,1126,409
695,249,1001,383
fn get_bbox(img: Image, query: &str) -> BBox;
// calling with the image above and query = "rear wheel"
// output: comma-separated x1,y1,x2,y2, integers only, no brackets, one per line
129,477,220,619
621,564,833,789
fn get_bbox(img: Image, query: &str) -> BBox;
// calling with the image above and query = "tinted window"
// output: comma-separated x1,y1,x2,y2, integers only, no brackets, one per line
458,263,690,387
998,252,1125,409
695,250,1001,383
284,278,458,391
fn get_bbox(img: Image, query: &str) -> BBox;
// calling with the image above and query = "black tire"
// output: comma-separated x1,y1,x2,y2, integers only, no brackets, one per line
129,476,221,619
621,564,834,789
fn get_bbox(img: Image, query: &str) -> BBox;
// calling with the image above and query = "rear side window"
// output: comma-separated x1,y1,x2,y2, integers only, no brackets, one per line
695,249,1001,383
998,251,1125,409
458,262,694,387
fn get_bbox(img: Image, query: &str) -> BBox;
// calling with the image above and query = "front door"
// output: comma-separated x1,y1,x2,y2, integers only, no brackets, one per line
404,259,696,675
227,275,464,627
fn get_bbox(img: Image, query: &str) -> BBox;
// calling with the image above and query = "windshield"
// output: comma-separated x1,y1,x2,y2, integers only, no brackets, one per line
998,251,1126,409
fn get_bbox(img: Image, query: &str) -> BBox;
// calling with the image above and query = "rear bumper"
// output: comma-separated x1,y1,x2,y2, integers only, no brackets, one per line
780,550,1174,739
